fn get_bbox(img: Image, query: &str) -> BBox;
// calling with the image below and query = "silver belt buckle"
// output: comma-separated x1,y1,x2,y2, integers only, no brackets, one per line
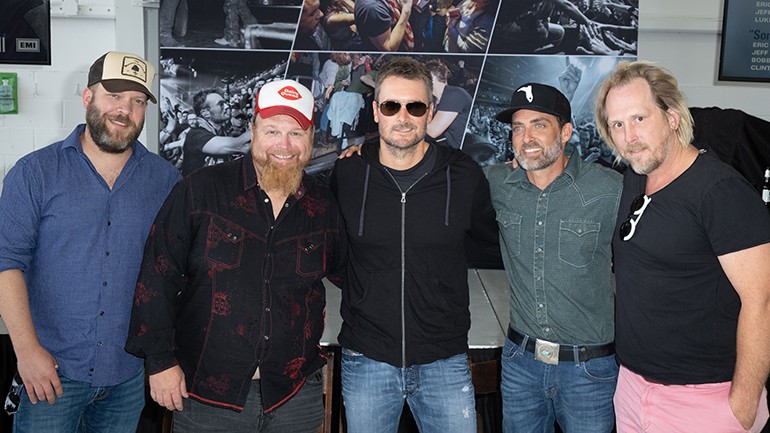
534,339,560,365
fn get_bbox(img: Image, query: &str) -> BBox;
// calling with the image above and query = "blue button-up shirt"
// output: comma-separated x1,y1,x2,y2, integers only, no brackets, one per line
485,150,622,345
0,124,180,386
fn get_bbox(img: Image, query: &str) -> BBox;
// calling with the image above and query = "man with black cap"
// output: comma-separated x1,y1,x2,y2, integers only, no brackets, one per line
125,79,346,433
485,82,622,433
0,51,180,432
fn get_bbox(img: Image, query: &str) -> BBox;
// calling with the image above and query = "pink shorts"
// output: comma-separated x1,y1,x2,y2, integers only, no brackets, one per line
614,366,769,433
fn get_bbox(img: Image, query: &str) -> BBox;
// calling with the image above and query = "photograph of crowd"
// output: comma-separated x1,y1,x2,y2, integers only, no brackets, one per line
489,0,638,55
156,0,640,175
286,52,483,172
158,49,288,174
160,0,302,50
469,54,632,168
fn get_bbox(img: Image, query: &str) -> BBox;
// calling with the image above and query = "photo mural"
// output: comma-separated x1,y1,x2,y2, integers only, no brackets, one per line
157,0,638,174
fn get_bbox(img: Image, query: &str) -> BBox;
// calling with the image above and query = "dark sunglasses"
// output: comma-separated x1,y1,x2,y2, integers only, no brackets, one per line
619,194,651,241
377,100,429,117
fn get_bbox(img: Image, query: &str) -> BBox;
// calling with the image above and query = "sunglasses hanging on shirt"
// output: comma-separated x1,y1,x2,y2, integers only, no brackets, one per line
619,194,651,241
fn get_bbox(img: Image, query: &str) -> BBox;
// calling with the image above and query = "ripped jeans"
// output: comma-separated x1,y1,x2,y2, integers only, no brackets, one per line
341,349,477,433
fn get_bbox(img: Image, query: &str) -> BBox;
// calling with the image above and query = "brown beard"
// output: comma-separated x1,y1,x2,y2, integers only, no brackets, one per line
86,101,143,154
253,154,309,196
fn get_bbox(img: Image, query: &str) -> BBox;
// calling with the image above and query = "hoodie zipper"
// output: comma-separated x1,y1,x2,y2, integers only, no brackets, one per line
383,168,430,368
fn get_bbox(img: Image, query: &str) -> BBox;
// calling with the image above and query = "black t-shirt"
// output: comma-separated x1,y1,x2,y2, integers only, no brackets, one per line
181,127,216,176
613,150,770,384
435,86,472,150
383,143,437,192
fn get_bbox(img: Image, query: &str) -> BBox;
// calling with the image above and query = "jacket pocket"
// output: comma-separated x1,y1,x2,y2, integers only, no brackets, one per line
558,220,600,268
205,216,246,269
296,232,326,278
496,210,522,257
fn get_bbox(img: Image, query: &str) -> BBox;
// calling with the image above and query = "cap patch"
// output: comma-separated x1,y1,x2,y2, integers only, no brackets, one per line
278,86,302,101
121,57,148,83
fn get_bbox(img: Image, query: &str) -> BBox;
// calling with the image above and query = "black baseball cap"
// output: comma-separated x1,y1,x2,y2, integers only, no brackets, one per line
495,83,571,124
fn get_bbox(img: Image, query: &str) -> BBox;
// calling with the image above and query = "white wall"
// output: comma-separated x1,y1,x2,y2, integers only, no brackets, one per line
1,0,768,191
639,0,770,122
0,0,152,191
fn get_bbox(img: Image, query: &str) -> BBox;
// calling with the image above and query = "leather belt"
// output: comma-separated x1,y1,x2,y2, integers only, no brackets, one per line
507,327,615,364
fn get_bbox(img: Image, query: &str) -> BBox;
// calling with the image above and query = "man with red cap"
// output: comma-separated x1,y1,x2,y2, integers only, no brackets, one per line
125,79,346,433
0,51,180,432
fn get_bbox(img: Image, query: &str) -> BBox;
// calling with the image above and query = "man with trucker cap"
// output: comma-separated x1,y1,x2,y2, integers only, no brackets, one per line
484,82,622,433
0,51,180,432
125,79,346,433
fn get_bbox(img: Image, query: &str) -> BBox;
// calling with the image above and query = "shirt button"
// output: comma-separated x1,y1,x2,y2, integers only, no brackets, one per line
104,251,110,256
538,221,543,225
538,303,544,308
263,335,269,340
265,307,271,312
102,281,107,287
97,341,103,347
107,221,111,226
99,311,105,316
284,203,289,208
537,247,542,252
542,193,548,197
264,198,270,203
544,327,551,332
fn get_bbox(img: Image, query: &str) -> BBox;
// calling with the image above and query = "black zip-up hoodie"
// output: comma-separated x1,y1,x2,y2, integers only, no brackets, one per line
329,141,500,367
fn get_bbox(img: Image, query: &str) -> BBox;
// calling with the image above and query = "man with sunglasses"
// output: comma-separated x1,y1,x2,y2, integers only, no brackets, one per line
329,56,499,433
485,82,622,433
595,61,770,432
181,88,251,176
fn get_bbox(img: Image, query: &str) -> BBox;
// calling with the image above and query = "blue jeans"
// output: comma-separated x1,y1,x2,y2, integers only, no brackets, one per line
12,367,145,433
500,337,617,433
173,368,324,433
341,348,476,433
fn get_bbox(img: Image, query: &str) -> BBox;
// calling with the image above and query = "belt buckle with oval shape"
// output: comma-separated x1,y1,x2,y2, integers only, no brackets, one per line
535,339,559,365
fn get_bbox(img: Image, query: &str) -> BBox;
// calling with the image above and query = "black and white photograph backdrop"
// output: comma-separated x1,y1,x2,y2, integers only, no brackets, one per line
158,49,288,174
160,0,302,50
470,55,629,168
157,0,639,174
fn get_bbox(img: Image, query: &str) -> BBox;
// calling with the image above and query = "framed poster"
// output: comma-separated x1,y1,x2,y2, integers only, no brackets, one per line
0,0,51,65
719,0,770,82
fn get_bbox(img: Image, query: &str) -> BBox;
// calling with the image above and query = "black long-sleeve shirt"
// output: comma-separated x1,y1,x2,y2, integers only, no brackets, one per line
125,157,346,412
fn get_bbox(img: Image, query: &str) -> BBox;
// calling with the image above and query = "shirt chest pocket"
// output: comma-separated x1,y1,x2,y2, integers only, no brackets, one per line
558,220,600,268
205,217,246,269
296,232,327,278
496,210,522,257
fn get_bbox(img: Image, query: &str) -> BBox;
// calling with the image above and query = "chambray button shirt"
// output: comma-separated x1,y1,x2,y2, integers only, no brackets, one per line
485,149,622,345
0,124,180,386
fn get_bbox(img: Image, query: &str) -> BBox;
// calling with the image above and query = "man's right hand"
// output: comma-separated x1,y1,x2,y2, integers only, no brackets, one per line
17,344,62,404
149,366,188,411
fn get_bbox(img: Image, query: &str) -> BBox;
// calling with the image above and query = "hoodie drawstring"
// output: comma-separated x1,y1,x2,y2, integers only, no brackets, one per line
357,164,371,236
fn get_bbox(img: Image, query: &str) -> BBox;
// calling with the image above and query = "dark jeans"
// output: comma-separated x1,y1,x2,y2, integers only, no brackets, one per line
173,369,324,433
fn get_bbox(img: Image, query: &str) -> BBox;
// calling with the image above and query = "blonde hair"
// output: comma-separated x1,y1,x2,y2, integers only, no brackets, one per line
595,61,693,152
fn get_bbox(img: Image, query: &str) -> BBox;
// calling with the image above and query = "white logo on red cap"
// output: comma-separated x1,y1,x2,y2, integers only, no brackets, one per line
278,86,302,101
